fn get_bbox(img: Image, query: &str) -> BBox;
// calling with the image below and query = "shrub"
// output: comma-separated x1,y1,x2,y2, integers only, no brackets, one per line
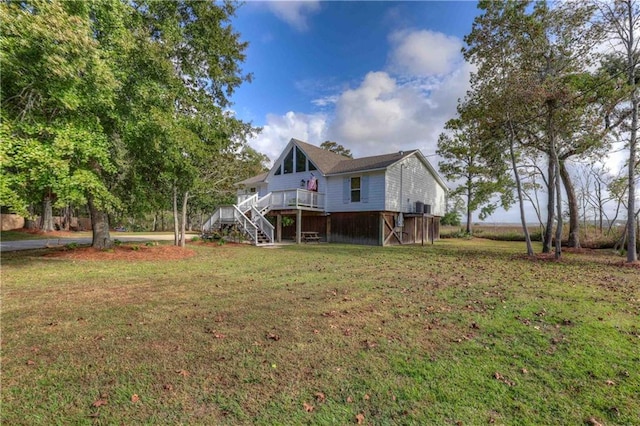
113,239,123,246
131,244,140,251
441,211,461,226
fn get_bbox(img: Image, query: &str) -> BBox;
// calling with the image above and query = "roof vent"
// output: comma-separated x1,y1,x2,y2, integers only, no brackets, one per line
399,150,404,156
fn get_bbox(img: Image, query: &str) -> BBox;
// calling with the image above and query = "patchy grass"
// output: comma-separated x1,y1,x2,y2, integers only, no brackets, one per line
1,240,638,425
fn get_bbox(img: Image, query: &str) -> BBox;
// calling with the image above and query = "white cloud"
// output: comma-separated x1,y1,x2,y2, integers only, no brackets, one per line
265,1,320,32
249,29,472,175
249,111,327,165
389,29,463,76
326,63,473,158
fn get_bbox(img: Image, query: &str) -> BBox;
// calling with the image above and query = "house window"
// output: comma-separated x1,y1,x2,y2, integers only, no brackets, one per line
274,164,282,175
283,148,294,174
249,187,256,193
350,177,361,202
308,160,317,171
296,146,306,173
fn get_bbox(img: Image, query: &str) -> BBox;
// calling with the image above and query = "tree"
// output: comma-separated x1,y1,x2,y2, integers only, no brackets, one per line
596,0,640,262
463,0,604,258
437,114,513,234
320,141,352,158
1,0,118,234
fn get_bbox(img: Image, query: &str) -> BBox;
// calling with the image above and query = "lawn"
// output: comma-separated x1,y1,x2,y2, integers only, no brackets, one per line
1,240,638,425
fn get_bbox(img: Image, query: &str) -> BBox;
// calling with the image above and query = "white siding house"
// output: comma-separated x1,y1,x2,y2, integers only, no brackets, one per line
228,138,448,246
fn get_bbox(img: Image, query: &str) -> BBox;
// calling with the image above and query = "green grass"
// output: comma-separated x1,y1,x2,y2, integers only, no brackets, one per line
2,240,638,425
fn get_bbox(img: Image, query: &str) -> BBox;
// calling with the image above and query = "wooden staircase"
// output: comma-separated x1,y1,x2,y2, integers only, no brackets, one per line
202,194,274,246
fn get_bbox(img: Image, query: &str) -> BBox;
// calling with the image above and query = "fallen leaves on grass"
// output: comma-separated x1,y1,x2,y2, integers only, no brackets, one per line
176,369,189,377
303,402,314,412
131,394,140,403
45,245,195,261
92,399,107,407
355,413,365,424
314,392,326,403
586,417,603,426
266,332,280,341
494,372,516,386
26,359,35,366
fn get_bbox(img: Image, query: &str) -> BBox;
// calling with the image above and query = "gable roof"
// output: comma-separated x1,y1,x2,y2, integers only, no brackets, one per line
237,139,448,192
293,139,349,174
326,150,417,175
236,172,268,186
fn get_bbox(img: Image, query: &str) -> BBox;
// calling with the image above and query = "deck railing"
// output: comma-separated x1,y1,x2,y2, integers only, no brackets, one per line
269,189,325,210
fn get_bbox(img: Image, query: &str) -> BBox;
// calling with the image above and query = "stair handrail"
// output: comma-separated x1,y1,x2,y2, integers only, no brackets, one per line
237,193,258,212
232,204,259,243
250,205,274,243
202,208,221,232
256,192,272,215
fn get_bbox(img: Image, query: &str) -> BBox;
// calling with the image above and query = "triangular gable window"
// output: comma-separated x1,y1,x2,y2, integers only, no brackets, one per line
276,145,317,175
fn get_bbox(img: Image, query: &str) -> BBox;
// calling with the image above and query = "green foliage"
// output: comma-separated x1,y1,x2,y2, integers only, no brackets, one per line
437,114,514,226
281,216,294,227
320,141,353,158
441,211,461,226
1,0,261,250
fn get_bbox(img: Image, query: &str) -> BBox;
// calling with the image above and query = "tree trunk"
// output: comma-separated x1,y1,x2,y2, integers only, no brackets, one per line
466,181,472,234
173,184,179,246
543,159,555,253
559,160,580,248
626,0,638,262
63,205,72,231
548,102,563,260
88,195,112,249
40,193,55,232
180,191,189,247
508,126,534,256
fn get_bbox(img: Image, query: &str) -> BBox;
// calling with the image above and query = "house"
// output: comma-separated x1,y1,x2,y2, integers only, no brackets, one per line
203,138,448,246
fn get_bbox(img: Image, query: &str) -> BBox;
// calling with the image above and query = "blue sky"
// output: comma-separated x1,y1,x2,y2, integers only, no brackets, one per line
231,1,479,162
228,1,628,224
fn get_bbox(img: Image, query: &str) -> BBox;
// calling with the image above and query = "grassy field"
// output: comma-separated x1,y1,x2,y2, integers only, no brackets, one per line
1,240,638,425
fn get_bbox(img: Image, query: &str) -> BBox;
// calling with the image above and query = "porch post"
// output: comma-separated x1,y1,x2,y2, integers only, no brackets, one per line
379,212,385,246
296,209,302,244
326,214,331,243
276,214,282,243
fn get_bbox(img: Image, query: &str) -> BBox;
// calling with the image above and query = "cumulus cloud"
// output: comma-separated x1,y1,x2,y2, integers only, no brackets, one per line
266,1,321,32
249,111,327,165
326,63,473,158
249,28,472,168
389,29,463,76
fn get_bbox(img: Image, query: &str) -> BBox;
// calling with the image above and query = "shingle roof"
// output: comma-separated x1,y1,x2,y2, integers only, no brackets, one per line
293,139,349,174
327,150,417,175
294,139,415,175
236,172,268,186
236,139,437,187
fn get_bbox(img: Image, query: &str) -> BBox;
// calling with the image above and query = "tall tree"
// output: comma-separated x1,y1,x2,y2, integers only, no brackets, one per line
437,115,513,234
1,0,118,234
463,0,604,258
596,0,640,262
